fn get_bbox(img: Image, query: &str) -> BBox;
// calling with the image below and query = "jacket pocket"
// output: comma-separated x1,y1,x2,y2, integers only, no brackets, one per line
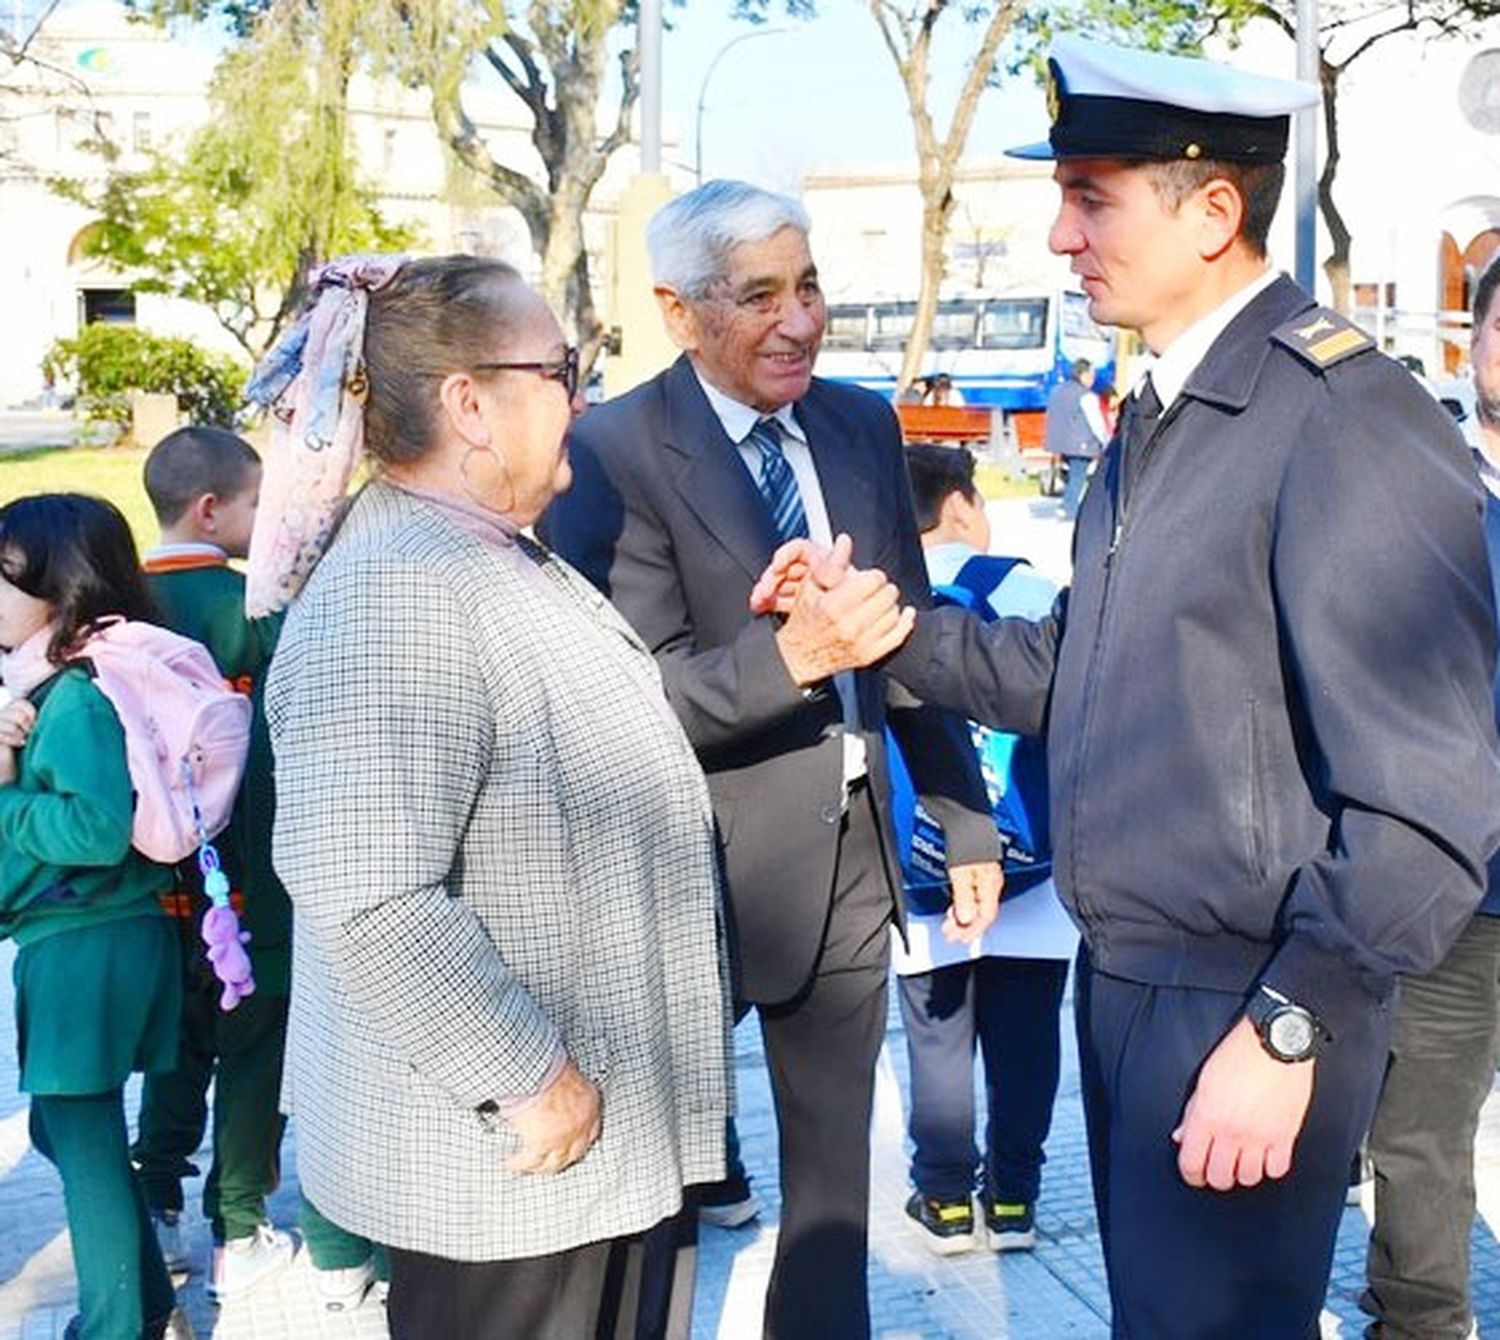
1243,698,1268,884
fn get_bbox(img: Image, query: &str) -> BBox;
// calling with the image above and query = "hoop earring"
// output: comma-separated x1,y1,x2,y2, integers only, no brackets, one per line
459,444,517,517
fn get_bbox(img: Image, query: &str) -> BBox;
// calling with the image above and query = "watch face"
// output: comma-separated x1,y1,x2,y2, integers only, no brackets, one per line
1268,1009,1316,1059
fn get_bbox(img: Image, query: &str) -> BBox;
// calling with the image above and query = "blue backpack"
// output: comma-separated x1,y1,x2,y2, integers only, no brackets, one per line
888,555,1052,911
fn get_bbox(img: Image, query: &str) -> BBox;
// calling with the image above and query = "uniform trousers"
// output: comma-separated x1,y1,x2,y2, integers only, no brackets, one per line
898,955,1068,1204
1076,948,1391,1339
31,1092,177,1340
300,1194,389,1278
1362,913,1500,1339
132,949,288,1242
757,787,892,1340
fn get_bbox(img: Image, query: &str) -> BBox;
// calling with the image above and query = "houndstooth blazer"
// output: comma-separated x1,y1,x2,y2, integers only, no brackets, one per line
265,481,730,1263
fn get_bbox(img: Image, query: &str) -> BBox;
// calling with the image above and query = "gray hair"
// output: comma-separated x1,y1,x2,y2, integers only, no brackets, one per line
647,179,812,299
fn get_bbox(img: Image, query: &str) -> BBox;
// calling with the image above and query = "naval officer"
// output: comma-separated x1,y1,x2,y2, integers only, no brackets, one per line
756,36,1500,1336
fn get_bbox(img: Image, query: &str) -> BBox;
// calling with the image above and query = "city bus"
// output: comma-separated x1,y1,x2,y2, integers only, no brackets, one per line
814,289,1116,414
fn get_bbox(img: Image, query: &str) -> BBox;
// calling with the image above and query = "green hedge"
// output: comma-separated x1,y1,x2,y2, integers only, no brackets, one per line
43,324,247,430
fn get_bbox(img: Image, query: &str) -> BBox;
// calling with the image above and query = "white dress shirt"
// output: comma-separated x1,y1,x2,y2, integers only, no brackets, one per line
694,368,868,787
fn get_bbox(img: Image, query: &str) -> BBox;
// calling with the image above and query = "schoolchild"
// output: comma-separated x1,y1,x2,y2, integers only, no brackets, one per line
0,493,182,1340
132,427,296,1301
134,426,386,1312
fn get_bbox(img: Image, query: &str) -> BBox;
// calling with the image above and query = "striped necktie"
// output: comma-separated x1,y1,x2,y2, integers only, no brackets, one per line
747,416,809,542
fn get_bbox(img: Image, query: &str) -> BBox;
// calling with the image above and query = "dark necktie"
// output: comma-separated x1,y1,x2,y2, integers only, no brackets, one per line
1120,373,1163,503
747,416,809,543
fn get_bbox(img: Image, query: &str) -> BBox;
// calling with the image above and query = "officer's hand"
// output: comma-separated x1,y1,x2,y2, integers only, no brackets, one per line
750,534,854,616
774,562,915,687
506,1058,602,1175
1171,1016,1314,1191
944,861,1002,944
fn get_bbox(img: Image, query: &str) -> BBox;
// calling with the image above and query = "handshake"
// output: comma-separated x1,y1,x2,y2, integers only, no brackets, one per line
750,535,918,688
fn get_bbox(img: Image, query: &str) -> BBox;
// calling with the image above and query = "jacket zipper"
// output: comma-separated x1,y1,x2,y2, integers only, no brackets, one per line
1068,404,1183,929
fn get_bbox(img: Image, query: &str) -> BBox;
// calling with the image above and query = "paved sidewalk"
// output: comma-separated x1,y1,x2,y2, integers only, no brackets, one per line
4,499,1500,1337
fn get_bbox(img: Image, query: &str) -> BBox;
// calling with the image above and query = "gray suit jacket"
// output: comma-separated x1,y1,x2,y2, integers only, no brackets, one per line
540,357,997,1003
266,482,729,1262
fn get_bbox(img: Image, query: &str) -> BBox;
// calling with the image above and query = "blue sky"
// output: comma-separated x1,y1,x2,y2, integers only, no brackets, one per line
659,3,1051,190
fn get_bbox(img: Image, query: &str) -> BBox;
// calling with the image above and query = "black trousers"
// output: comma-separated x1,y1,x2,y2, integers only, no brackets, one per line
757,789,891,1340
1076,948,1391,1339
1363,913,1500,1339
386,1208,696,1340
898,955,1068,1204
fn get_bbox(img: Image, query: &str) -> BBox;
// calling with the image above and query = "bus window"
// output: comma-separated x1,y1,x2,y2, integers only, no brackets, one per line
930,300,980,351
871,301,918,351
1061,291,1105,342
824,304,871,352
980,298,1048,351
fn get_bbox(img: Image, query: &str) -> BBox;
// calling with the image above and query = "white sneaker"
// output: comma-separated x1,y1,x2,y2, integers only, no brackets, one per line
373,1278,390,1306
313,1259,376,1313
207,1224,295,1303
152,1209,192,1275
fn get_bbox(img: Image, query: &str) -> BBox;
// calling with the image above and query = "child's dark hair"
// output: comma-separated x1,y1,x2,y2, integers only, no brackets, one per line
905,443,979,533
0,494,158,664
144,426,261,527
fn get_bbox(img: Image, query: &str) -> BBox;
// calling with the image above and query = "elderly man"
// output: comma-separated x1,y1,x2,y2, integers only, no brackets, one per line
759,38,1500,1336
539,180,1000,1338
1360,257,1500,1340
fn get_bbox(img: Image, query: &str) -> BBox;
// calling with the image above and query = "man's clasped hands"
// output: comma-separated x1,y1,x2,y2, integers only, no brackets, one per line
754,534,915,688
754,535,1001,949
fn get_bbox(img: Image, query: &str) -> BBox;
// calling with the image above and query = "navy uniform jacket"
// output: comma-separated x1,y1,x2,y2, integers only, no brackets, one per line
540,356,997,1005
889,275,1500,1045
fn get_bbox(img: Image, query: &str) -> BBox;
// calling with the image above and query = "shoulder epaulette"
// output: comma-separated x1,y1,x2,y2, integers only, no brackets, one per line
1270,307,1374,372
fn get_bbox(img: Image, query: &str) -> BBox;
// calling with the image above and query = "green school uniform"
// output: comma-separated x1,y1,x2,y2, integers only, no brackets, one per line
136,552,297,1242
143,555,290,992
0,667,179,1093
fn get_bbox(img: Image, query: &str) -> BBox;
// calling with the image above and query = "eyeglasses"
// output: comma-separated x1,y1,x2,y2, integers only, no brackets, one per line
472,345,580,400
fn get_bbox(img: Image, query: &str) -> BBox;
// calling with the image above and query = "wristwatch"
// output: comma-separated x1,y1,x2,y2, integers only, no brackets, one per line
1245,985,1326,1063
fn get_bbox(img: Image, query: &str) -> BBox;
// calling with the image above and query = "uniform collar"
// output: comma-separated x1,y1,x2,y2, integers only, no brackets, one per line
141,542,230,573
1141,267,1279,410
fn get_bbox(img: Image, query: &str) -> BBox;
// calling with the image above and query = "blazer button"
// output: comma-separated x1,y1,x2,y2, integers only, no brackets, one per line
819,801,841,824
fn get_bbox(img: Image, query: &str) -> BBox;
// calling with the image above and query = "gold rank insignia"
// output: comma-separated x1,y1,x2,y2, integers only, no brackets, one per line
1271,307,1374,371
1046,61,1062,124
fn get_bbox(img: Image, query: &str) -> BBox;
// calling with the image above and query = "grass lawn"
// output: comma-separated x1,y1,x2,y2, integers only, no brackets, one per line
0,443,1045,558
0,445,160,549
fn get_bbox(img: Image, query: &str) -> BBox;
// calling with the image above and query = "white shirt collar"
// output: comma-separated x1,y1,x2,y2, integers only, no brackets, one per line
1138,267,1280,410
692,366,805,445
142,541,229,562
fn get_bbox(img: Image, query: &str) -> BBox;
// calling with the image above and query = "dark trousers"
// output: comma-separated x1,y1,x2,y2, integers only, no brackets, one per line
898,955,1069,1204
132,959,288,1242
386,1209,695,1340
1076,949,1391,1339
757,790,891,1340
1362,914,1500,1339
32,1091,177,1340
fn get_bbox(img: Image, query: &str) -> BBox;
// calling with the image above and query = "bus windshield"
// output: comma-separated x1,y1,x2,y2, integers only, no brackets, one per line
980,298,1049,351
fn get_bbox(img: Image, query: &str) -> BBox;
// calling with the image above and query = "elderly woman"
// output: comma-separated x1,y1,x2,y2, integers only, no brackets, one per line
252,255,730,1338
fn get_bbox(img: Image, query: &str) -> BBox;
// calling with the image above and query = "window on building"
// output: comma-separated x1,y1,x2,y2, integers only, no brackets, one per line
383,127,398,174
133,111,152,153
80,289,137,325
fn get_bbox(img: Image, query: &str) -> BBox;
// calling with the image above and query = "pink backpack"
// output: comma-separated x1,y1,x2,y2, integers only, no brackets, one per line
72,619,252,864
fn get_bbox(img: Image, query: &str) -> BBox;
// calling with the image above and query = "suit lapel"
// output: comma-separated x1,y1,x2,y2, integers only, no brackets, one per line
661,357,780,582
796,383,880,544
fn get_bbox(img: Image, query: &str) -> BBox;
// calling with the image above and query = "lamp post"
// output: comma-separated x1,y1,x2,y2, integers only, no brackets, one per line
1294,0,1319,293
695,26,789,184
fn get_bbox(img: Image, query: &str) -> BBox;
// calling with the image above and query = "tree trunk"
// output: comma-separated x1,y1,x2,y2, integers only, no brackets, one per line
899,190,954,391
1318,60,1352,314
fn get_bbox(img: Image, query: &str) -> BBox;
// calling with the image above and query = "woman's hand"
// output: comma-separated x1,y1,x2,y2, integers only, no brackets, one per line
506,1057,602,1175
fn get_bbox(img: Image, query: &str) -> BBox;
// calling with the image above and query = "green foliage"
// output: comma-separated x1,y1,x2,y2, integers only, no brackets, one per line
56,0,416,358
42,325,248,430
0,446,159,549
